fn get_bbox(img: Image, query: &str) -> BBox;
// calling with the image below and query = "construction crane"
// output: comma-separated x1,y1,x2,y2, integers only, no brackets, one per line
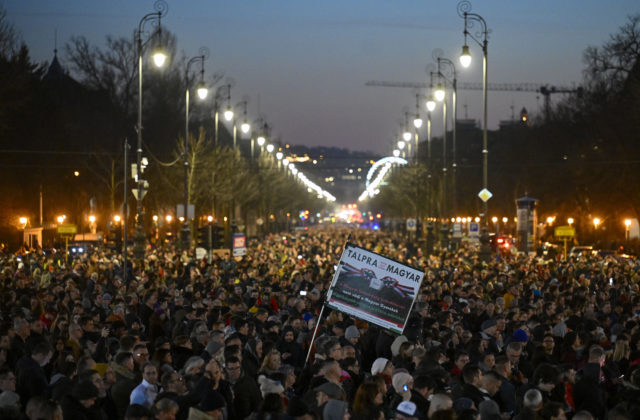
365,80,582,121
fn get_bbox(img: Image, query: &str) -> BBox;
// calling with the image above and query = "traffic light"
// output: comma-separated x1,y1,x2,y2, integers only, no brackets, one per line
106,221,122,250
197,226,209,249
212,224,224,249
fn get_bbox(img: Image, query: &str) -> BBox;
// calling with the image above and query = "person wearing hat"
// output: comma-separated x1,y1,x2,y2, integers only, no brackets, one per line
187,389,226,420
323,399,350,420
277,325,304,368
258,374,285,398
60,380,101,420
394,400,418,420
480,319,501,355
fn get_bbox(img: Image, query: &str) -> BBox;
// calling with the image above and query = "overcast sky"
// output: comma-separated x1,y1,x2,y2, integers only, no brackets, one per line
4,0,638,154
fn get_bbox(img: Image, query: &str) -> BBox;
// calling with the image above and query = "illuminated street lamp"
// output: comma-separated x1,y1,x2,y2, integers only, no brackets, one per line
393,149,400,157
266,144,275,153
183,49,209,250
134,0,168,260
546,216,555,225
276,152,283,160
459,0,490,261
114,215,121,223
165,215,173,223
434,82,446,102
567,217,574,226
625,219,632,240
436,55,459,215
88,215,96,223
57,215,66,224
426,94,436,112
593,217,600,229
19,217,28,227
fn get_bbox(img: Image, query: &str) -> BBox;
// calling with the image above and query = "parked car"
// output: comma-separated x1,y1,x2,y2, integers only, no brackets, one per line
569,245,596,258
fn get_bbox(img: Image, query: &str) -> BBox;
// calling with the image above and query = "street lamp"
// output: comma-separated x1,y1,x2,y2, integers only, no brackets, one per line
593,217,600,229
266,144,275,153
223,86,234,121
134,0,168,261
437,55,458,216
183,48,209,251
434,82,446,102
431,70,448,238
459,0,490,261
567,217,574,226
214,84,232,145
239,100,251,135
625,219,631,240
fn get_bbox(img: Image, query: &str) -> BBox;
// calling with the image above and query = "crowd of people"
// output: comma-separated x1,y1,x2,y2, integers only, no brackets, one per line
1,227,640,420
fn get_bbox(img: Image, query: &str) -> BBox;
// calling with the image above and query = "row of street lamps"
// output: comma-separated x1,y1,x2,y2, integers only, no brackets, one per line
130,1,335,258
385,1,490,255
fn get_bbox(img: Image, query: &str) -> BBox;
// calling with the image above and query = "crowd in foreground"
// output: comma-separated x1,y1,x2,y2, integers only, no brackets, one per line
1,227,640,420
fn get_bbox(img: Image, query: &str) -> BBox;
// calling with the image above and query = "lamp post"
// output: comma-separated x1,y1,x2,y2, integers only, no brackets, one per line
425,92,436,254
432,71,449,250
413,94,423,161
134,0,168,261
437,56,458,216
458,0,490,261
214,84,232,146
625,219,631,241
183,48,209,251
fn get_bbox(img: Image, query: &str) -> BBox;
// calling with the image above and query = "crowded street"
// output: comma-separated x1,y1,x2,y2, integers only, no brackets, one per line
1,227,639,420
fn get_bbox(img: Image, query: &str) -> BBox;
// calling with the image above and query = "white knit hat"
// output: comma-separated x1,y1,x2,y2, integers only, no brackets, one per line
258,375,284,397
371,357,389,375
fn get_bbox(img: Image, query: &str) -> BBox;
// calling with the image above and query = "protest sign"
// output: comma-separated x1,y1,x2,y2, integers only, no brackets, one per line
326,243,424,334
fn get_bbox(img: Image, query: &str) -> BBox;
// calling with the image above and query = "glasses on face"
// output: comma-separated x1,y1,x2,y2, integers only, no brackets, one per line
136,352,149,357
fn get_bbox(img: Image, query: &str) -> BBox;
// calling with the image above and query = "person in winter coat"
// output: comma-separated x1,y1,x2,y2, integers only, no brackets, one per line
110,351,139,417
61,381,105,420
15,341,52,407
277,326,304,368
573,345,607,420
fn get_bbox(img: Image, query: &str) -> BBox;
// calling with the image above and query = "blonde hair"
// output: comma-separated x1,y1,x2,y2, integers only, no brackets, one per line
613,340,630,361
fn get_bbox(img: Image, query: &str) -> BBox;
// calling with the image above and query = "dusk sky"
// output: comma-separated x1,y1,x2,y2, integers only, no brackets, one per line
4,0,638,154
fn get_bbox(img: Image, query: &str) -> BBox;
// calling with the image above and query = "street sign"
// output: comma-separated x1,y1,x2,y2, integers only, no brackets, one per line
478,188,493,202
131,180,149,200
555,226,575,237
469,222,480,237
57,224,77,235
176,204,195,219
406,218,416,232
232,233,247,257
452,222,462,238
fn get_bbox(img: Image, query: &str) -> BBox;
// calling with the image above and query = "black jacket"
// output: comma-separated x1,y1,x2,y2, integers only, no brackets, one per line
15,355,49,406
574,362,606,420
232,374,262,420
